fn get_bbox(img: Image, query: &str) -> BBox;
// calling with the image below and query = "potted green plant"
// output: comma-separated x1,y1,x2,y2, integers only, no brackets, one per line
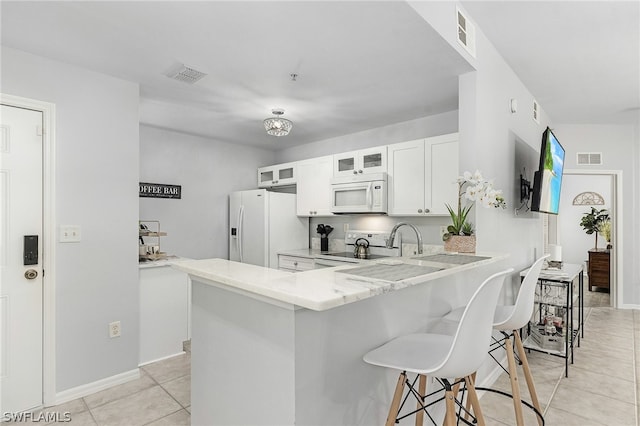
443,170,506,252
579,207,609,249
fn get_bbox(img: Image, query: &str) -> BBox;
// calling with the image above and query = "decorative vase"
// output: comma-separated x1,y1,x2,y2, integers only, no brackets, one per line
444,235,476,253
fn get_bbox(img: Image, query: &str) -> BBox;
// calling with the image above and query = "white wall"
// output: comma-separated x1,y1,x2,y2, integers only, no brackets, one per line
557,174,612,265
410,2,553,275
139,125,275,260
554,124,639,306
275,111,458,162
1,47,140,392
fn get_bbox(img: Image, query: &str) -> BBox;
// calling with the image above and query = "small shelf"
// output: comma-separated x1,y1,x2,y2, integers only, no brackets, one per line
522,329,579,357
520,264,584,377
139,231,167,237
139,220,167,262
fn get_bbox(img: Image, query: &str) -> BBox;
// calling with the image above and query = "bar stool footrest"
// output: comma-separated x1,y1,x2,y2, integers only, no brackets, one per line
474,386,545,425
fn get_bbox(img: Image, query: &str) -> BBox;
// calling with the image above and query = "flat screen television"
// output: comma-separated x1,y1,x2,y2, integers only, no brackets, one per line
530,127,565,214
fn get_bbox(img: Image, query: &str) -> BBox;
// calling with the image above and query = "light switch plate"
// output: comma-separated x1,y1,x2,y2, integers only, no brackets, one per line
59,225,81,242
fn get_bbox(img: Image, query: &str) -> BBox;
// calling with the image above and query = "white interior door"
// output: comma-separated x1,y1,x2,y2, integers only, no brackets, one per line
0,104,44,412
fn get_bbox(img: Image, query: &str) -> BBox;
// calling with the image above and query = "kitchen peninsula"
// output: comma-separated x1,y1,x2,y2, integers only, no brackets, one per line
174,253,508,426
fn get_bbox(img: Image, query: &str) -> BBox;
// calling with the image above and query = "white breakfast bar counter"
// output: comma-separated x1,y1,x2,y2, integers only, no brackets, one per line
173,253,508,426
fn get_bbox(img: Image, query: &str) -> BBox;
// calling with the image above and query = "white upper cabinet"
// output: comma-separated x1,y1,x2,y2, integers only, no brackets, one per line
333,146,387,177
258,162,297,188
387,133,459,216
296,156,334,217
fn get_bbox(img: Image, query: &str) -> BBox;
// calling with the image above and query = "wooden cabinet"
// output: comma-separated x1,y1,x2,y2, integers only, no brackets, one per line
588,249,610,291
296,156,334,217
258,162,297,188
333,146,387,177
387,133,459,216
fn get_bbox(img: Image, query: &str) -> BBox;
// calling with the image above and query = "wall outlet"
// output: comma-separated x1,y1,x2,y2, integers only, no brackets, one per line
109,321,121,338
439,226,448,239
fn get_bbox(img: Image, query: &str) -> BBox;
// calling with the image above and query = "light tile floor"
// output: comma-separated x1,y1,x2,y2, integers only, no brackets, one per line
27,279,636,426
480,281,638,426
31,352,191,425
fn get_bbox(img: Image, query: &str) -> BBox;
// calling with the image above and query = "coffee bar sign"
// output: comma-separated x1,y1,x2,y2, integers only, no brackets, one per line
139,182,181,199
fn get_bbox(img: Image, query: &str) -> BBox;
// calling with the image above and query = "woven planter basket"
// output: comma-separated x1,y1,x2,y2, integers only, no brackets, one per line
444,235,476,253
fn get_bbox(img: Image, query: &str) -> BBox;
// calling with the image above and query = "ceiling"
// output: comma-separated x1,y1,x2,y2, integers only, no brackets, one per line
2,2,638,151
461,1,640,127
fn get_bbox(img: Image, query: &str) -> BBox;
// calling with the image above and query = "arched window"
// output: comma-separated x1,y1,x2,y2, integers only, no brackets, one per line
572,191,605,205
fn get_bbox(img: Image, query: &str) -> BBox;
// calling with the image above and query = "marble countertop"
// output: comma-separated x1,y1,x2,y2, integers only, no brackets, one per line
139,256,191,269
173,252,508,311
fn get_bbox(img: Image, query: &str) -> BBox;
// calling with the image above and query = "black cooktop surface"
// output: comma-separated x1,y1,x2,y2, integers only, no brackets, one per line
323,252,390,260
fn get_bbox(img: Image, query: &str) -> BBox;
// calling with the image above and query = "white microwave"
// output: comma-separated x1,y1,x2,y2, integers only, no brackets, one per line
331,173,387,214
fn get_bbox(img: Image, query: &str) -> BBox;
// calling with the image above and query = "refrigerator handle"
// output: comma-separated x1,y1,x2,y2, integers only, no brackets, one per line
238,205,245,263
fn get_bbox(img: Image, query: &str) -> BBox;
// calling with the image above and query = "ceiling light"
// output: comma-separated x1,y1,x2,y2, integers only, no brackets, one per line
263,109,293,137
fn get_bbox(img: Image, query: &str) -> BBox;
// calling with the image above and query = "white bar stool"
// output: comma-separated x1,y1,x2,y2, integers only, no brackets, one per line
363,268,513,426
442,255,549,426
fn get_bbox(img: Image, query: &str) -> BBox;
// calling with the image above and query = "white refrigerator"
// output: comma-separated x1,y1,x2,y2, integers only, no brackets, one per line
229,189,309,269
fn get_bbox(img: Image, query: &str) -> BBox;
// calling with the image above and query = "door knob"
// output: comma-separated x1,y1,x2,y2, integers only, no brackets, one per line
24,269,38,280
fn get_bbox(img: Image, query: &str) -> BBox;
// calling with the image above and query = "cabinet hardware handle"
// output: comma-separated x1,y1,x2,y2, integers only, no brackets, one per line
418,209,423,213
424,208,430,213
358,170,363,173
353,170,358,174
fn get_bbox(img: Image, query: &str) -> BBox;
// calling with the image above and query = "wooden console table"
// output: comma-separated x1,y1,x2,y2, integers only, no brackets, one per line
588,249,610,292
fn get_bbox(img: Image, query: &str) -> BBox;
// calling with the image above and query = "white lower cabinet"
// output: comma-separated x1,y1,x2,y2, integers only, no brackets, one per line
139,262,190,365
296,156,334,217
278,254,315,272
388,133,459,216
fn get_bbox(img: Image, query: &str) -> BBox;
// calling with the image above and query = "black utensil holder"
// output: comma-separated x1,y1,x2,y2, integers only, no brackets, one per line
320,236,329,252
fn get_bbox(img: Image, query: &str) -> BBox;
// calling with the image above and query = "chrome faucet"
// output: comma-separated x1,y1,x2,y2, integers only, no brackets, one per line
387,222,423,254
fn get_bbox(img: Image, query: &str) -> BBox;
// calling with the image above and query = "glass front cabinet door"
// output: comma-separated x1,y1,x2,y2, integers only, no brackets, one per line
333,147,387,177
258,162,297,188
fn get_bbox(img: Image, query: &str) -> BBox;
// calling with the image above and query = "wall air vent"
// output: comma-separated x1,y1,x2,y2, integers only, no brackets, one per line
577,152,603,165
166,64,207,84
532,100,540,123
456,7,476,57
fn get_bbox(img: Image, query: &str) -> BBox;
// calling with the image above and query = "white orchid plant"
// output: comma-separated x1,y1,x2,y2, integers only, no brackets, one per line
443,170,507,241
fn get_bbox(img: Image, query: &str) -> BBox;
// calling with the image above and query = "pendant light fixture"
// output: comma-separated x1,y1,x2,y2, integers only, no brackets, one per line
263,109,293,137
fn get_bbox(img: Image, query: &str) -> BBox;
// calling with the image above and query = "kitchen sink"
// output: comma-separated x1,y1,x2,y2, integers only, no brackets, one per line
411,253,490,264
337,263,443,282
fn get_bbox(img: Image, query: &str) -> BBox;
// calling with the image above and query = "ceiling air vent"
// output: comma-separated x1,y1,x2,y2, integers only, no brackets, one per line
577,152,602,165
456,7,476,57
166,64,207,84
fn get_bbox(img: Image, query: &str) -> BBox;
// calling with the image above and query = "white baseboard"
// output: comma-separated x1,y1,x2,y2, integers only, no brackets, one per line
138,351,185,367
619,304,640,310
54,368,141,406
